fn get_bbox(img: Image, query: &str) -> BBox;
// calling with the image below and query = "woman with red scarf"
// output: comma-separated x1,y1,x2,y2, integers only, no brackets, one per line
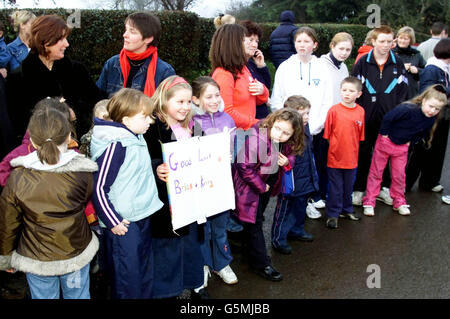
97,12,175,98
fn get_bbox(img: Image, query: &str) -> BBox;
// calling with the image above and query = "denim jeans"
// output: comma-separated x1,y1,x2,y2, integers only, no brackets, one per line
26,263,90,299
200,210,233,271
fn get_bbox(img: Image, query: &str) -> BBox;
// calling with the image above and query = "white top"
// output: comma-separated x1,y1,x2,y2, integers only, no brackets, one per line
320,53,349,106
270,54,334,135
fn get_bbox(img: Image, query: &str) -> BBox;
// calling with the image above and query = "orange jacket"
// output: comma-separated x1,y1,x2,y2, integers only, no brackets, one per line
212,66,269,130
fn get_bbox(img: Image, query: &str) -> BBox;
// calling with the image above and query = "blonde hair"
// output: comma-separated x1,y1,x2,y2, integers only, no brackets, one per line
93,99,110,120
150,75,193,129
363,29,376,45
214,14,235,29
330,32,354,49
106,88,153,123
396,26,416,46
407,85,448,148
10,10,36,32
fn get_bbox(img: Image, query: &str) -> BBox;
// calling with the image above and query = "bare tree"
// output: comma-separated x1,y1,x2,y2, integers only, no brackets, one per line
159,0,198,10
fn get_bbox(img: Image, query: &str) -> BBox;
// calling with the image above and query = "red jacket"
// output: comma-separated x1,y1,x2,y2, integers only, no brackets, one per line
212,66,269,130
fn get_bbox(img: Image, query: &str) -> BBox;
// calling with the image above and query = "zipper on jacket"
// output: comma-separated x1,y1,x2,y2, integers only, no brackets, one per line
379,70,383,79
210,113,215,128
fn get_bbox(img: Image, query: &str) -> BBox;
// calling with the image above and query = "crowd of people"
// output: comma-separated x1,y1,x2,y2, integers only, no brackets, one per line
0,9,449,299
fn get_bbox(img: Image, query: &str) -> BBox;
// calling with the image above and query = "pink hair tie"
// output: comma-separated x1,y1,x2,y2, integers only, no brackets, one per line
167,76,188,90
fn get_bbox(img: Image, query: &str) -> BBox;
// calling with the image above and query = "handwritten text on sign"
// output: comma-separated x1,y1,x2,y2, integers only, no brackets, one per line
162,132,235,231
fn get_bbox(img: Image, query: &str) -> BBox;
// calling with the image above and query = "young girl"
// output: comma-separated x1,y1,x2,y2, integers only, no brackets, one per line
0,97,78,188
144,75,207,299
363,84,448,216
270,26,334,207
90,88,163,299
191,76,238,287
233,108,302,281
271,96,315,254
0,106,99,299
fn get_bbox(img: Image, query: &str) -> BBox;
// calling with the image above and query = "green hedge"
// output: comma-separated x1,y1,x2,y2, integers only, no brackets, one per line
1,9,421,82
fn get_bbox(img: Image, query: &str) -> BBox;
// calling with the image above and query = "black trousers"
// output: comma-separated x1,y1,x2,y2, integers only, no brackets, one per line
406,117,449,190
354,120,391,192
242,191,272,270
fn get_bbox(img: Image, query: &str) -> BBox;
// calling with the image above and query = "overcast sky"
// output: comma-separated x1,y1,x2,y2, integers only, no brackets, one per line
1,0,240,18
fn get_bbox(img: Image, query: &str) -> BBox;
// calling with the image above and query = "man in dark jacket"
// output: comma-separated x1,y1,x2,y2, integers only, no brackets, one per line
351,25,408,207
269,10,298,69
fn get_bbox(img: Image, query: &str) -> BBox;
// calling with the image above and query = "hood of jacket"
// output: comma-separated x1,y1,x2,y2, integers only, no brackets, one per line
280,10,295,23
90,118,144,160
10,150,97,173
358,45,373,56
426,56,450,76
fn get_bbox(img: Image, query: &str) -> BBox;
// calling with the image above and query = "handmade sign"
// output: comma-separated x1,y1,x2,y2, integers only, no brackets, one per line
162,132,235,231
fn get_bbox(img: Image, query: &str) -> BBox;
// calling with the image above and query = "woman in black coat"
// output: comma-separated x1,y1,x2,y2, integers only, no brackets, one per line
393,26,427,99
6,15,100,145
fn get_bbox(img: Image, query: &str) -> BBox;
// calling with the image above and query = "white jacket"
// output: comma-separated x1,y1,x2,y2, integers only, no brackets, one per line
270,55,334,135
320,53,349,106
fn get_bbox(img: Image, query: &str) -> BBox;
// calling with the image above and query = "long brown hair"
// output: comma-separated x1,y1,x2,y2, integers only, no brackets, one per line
209,23,248,80
407,84,448,148
28,107,71,165
259,108,305,155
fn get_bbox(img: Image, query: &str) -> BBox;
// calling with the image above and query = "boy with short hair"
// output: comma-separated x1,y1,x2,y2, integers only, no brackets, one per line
323,77,365,229
271,95,317,255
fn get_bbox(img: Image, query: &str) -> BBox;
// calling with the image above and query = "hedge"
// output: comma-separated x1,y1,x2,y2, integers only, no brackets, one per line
0,9,427,82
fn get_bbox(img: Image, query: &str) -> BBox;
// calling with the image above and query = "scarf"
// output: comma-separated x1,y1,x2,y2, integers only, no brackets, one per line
119,45,158,97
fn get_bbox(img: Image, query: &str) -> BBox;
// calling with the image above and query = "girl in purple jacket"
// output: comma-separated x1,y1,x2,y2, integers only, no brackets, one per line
191,76,238,288
233,108,303,281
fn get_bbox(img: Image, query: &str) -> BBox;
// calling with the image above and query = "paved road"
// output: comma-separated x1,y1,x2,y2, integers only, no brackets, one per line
207,135,450,299
1,135,449,300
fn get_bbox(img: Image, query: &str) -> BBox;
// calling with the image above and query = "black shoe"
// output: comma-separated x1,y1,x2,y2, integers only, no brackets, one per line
191,288,210,299
326,217,338,229
251,265,283,282
339,212,361,221
272,243,292,255
288,232,314,242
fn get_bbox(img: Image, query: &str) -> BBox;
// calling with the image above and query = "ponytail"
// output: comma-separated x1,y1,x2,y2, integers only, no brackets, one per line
28,107,71,165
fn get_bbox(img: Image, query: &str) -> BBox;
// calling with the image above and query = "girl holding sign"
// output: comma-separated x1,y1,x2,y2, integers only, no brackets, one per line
191,76,238,287
233,108,303,281
144,75,207,299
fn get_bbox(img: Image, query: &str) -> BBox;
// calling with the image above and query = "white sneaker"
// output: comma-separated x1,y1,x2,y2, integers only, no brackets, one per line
394,205,410,216
352,191,364,206
306,203,322,219
311,199,326,209
363,205,375,216
203,265,211,288
442,195,450,204
432,185,444,192
215,265,238,285
376,187,393,206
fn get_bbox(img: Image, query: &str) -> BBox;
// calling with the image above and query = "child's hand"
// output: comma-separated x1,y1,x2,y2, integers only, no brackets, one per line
157,163,169,182
249,80,264,96
111,219,130,236
265,184,270,192
5,268,15,273
277,153,289,167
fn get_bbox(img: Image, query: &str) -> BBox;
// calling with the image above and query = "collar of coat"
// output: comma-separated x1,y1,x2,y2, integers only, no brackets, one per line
10,151,98,173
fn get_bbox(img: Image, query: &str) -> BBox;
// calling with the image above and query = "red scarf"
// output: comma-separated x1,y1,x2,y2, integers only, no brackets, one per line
119,45,158,97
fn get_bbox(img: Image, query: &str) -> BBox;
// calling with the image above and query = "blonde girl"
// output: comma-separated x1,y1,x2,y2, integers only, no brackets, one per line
363,85,448,216
144,75,208,299
90,88,162,299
